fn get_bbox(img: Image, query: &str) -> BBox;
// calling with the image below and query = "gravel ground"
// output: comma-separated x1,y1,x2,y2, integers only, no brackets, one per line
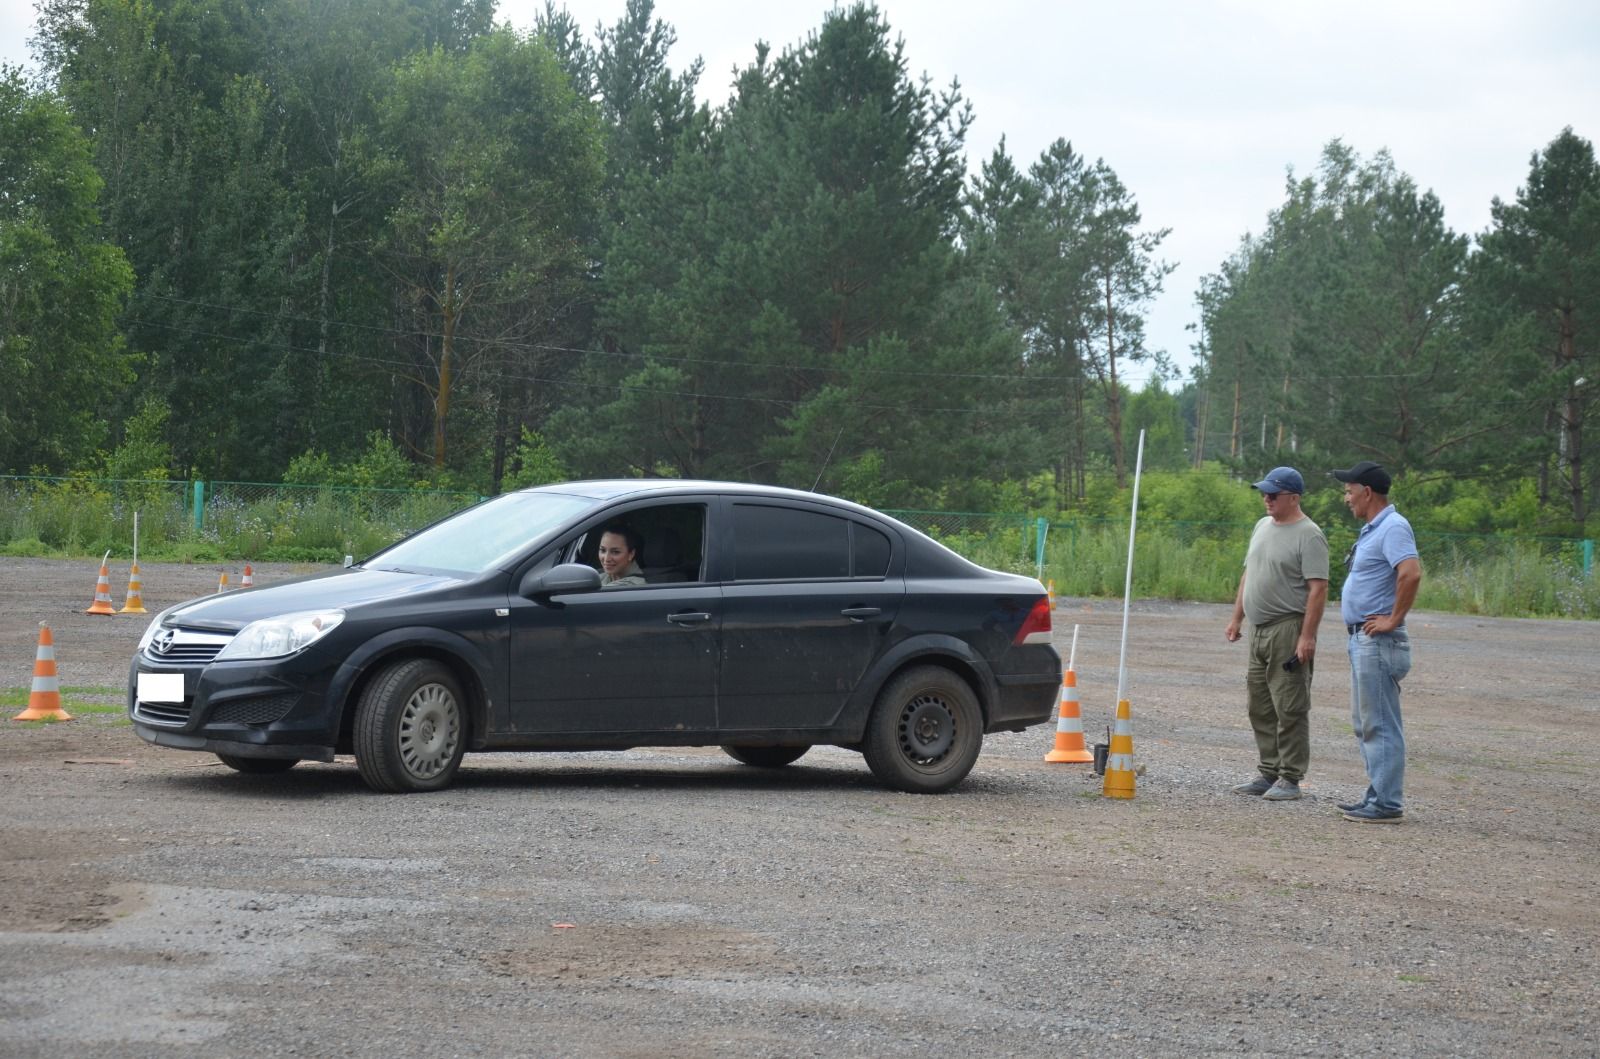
1,557,1597,1057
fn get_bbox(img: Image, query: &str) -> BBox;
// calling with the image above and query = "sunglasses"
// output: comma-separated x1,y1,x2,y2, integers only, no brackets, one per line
1261,492,1282,501
1344,542,1357,567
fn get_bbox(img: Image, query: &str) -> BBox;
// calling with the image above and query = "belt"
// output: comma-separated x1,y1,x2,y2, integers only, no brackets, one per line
1347,624,1361,635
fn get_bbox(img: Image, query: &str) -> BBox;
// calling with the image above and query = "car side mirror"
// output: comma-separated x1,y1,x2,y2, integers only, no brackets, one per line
520,562,602,600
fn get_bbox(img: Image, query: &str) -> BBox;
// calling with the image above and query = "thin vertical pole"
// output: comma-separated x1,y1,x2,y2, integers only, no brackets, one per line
1116,430,1147,702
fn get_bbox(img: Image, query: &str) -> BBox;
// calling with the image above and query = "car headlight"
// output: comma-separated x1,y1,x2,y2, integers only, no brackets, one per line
214,610,345,661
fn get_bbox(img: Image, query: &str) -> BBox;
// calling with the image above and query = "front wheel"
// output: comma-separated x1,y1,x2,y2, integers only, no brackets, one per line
216,753,298,774
353,659,468,793
862,666,982,794
721,745,809,768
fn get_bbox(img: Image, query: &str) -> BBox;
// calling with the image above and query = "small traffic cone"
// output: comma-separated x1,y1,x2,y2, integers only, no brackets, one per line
1047,579,1058,611
240,564,254,589
118,561,148,614
1102,699,1136,799
85,555,115,615
14,623,71,721
1044,666,1093,763
217,570,229,593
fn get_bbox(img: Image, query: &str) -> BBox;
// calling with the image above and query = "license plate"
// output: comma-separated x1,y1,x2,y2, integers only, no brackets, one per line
137,672,185,704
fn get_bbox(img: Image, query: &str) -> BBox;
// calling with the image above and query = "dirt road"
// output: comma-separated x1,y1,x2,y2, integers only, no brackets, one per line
1,558,1597,1056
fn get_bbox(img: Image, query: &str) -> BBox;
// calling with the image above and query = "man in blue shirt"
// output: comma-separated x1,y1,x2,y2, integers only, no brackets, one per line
1332,461,1422,823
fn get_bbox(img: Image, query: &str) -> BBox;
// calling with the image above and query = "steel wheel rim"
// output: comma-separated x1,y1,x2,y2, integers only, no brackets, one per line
898,693,956,765
398,682,459,780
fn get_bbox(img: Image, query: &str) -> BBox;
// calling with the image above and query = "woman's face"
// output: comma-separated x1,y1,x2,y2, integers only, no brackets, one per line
598,532,635,578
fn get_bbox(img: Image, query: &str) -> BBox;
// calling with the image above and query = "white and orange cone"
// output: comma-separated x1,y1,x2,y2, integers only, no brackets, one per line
1101,698,1136,799
217,569,229,593
1044,665,1093,763
1047,579,1057,611
240,563,254,589
14,622,71,721
118,562,148,614
85,552,115,615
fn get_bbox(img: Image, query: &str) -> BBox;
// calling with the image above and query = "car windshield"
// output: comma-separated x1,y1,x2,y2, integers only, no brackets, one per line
365,491,595,576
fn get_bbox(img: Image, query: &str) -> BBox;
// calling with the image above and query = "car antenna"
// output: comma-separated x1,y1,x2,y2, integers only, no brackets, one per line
810,425,847,492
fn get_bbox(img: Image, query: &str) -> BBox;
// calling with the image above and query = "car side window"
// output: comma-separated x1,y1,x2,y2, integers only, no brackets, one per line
732,504,850,581
852,522,891,577
567,503,707,586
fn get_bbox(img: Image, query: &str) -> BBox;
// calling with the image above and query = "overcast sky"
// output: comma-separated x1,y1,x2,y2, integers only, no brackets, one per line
5,0,1597,382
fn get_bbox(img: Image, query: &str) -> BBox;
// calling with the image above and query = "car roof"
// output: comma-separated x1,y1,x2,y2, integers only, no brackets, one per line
524,479,878,514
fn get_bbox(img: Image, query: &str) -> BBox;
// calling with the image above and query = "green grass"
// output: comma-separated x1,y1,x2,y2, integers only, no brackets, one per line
1016,522,1598,620
1,685,124,715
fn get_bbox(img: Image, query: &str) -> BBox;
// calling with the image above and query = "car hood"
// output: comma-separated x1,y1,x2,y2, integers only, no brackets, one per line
165,568,466,631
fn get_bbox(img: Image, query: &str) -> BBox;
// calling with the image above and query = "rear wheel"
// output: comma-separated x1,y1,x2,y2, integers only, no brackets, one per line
862,666,982,793
216,753,298,774
721,745,809,768
353,659,467,793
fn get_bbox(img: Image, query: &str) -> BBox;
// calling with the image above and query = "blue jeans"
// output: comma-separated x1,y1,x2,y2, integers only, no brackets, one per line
1347,628,1411,812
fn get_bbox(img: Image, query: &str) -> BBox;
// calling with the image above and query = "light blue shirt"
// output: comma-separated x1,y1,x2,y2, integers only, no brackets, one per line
1340,505,1418,626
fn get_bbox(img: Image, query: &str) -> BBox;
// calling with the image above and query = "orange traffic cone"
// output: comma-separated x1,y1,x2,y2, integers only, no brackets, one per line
1044,666,1093,763
217,570,229,593
1102,699,1136,799
240,564,254,589
1047,579,1057,611
14,623,71,721
118,561,148,614
85,554,114,615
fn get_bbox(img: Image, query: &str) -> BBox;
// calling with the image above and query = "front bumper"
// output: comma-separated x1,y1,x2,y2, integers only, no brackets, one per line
128,647,346,762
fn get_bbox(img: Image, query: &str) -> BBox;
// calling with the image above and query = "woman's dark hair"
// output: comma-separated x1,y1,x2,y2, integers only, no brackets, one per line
598,523,643,558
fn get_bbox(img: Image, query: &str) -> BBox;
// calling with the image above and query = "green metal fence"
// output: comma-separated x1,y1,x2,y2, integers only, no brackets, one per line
1,476,1594,616
880,509,1034,557
0,475,480,562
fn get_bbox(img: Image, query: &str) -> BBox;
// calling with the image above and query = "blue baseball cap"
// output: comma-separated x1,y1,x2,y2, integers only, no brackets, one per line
1252,466,1305,495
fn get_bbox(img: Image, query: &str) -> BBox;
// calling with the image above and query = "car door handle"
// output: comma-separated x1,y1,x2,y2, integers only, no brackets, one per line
840,606,882,620
666,611,713,626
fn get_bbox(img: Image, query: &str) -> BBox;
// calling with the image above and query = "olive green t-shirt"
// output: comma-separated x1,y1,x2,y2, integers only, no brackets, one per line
1242,514,1330,626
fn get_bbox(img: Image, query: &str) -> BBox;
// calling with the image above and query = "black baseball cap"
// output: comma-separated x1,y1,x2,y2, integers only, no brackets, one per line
1331,461,1392,494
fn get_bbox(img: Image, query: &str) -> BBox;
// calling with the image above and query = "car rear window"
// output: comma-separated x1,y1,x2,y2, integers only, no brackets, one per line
733,504,849,580
731,504,893,581
852,523,891,577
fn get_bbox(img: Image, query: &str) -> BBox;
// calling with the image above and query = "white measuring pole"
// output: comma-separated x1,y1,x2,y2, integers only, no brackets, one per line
132,511,140,566
1116,430,1147,702
1069,624,1079,672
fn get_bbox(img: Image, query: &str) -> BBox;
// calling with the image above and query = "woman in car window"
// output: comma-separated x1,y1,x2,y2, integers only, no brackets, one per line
597,524,647,588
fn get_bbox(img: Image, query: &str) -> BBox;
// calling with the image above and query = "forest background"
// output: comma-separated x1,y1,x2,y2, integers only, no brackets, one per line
1,1,1597,613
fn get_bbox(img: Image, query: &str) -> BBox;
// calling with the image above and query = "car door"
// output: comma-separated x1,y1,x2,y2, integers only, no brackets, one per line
507,502,720,734
716,499,904,731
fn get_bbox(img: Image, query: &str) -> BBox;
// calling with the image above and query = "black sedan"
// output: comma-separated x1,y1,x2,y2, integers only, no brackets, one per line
129,481,1062,793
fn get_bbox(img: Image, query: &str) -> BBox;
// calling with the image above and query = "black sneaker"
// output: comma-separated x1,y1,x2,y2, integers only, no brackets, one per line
1231,774,1275,796
1341,804,1404,824
1336,798,1370,813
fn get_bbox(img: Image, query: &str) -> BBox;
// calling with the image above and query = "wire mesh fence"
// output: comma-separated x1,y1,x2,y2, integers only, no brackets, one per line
1032,518,1598,618
0,475,192,557
880,509,1034,559
1,477,1594,616
0,475,481,563
204,481,482,561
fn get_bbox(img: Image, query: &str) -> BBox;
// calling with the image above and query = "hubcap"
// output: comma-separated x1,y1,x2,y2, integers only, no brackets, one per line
398,682,459,779
898,694,955,764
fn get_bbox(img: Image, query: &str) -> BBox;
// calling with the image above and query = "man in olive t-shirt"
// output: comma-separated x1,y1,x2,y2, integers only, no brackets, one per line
1224,466,1330,801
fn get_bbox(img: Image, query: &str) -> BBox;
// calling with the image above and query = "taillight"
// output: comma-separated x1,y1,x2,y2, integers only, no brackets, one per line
1014,597,1053,645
